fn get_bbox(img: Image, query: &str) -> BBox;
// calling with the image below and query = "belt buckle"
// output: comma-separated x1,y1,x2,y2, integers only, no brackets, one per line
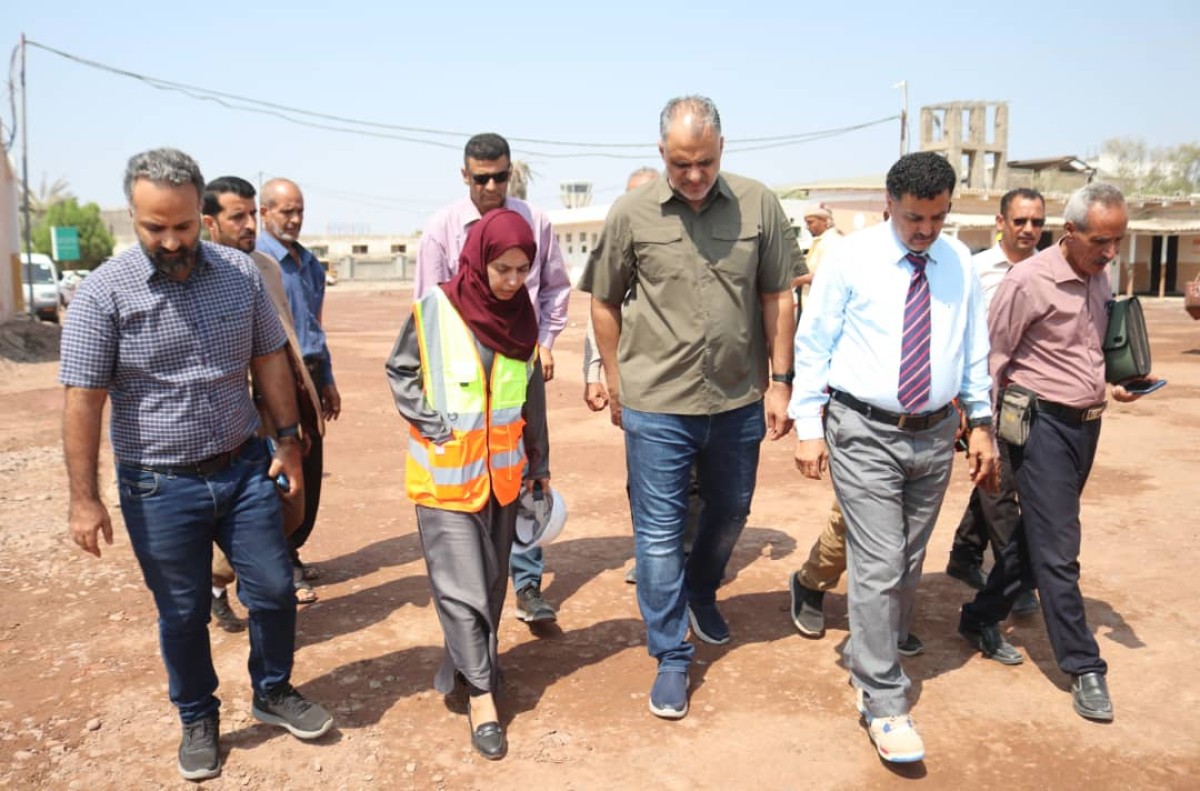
1082,405,1104,421
896,413,909,429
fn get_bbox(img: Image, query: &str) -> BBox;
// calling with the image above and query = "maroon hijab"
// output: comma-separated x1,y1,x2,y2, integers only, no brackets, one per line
441,208,539,361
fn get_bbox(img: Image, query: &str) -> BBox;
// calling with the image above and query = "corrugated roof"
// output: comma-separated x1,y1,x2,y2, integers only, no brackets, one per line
1127,218,1200,234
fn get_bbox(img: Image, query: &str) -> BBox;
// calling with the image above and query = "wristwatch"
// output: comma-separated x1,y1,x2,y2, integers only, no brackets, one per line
771,372,795,385
966,416,993,430
276,424,303,443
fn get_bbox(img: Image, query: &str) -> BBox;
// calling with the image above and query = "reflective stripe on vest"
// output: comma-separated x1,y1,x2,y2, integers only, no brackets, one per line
406,287,532,512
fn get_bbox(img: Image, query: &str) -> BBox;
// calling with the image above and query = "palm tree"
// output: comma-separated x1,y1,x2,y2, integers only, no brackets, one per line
508,160,532,200
21,175,72,217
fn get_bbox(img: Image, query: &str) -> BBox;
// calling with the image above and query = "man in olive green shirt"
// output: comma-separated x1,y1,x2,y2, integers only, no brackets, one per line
579,94,799,720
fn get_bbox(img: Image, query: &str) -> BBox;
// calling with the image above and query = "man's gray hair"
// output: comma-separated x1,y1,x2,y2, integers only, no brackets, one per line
627,166,660,182
1063,182,1125,230
123,148,205,202
659,95,721,141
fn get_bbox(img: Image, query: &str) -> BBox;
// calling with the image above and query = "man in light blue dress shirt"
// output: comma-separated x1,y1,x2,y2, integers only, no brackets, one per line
789,152,997,764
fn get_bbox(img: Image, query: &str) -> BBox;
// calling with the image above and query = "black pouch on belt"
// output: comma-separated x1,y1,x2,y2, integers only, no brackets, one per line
997,385,1037,446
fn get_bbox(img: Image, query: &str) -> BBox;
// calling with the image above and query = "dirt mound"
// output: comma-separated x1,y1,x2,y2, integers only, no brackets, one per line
0,317,60,363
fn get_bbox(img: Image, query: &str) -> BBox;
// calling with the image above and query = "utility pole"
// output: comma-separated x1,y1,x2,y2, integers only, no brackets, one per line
20,33,35,319
893,80,909,157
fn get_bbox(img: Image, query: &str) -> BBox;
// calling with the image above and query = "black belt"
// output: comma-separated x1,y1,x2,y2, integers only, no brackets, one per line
830,389,954,431
127,437,255,477
1037,399,1106,424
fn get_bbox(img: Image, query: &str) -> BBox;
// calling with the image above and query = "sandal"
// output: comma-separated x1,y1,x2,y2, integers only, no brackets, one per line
293,567,318,604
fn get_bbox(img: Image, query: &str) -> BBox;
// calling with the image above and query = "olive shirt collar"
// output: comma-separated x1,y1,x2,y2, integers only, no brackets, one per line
656,173,734,212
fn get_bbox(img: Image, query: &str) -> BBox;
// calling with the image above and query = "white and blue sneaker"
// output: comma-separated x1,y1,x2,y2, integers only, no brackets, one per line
649,670,689,720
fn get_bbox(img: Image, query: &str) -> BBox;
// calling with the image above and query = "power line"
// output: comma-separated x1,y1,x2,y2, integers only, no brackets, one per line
24,39,898,159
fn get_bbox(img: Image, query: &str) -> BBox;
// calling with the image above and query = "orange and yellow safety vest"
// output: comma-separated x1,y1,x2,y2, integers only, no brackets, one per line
406,287,534,512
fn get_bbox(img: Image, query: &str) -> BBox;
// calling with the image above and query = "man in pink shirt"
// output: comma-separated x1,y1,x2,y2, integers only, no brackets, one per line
958,183,1158,722
415,132,571,625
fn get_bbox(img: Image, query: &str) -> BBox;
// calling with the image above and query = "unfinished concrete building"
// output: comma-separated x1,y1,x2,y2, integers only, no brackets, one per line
920,101,1008,191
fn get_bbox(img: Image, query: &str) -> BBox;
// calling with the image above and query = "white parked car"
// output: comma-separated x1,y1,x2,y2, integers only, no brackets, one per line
18,253,61,322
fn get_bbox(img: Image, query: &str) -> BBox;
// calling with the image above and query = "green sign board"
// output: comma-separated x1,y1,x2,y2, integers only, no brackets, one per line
52,226,81,262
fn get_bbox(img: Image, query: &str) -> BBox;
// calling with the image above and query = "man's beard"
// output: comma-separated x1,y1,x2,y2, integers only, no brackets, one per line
145,243,197,278
267,221,297,244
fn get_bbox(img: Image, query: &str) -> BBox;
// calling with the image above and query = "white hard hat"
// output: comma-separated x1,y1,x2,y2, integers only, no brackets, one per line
512,487,567,554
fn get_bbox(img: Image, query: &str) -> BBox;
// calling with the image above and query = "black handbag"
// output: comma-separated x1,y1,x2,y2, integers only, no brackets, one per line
1103,297,1152,383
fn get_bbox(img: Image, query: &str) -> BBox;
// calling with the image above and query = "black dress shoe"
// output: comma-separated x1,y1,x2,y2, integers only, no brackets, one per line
946,557,987,590
958,622,1024,665
1011,588,1040,616
469,715,507,760
1072,672,1113,722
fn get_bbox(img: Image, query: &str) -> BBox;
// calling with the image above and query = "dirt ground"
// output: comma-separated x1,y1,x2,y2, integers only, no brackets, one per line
2,286,1198,790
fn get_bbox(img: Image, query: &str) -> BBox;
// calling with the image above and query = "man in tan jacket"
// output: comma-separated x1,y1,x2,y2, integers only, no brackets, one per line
201,176,325,626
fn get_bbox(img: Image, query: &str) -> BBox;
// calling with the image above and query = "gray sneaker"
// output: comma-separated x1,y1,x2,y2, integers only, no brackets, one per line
177,714,221,781
252,685,333,740
896,633,925,657
515,584,558,623
789,572,826,638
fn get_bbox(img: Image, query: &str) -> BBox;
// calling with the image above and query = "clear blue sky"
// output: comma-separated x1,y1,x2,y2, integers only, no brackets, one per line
3,1,1198,235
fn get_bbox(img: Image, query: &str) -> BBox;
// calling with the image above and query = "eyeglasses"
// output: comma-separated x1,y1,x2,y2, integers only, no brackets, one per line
469,169,511,186
1012,217,1046,228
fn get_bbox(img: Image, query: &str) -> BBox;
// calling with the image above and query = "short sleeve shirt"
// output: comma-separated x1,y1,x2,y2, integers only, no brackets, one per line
59,241,287,466
578,173,799,415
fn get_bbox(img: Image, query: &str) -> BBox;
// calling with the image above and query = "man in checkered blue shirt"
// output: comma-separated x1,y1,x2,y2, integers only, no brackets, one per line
60,148,334,781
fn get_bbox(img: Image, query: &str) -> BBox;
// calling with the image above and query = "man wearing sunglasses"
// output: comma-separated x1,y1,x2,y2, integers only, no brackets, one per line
946,189,1045,623
415,132,571,626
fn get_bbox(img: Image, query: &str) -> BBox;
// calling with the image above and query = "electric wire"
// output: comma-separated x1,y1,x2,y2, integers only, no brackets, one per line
24,39,899,159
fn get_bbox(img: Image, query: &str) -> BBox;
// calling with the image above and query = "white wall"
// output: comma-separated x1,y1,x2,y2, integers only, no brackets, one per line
0,152,20,322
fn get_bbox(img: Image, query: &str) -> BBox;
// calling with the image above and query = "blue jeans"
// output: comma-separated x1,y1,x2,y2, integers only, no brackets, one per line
117,437,296,724
510,546,544,591
623,400,765,672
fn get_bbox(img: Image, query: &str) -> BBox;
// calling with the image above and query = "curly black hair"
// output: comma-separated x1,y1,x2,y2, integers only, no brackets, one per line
885,152,957,201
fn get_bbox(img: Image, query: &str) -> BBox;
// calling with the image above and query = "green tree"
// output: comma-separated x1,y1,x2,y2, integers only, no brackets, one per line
32,198,115,269
1099,138,1200,195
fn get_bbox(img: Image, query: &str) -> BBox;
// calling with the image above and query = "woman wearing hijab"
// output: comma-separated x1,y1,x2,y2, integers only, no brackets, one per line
385,209,550,760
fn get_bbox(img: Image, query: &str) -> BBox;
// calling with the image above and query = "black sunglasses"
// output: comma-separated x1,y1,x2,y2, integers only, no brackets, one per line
470,169,511,186
1012,217,1046,228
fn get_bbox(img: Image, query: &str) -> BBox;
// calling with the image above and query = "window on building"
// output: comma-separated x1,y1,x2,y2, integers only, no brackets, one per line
309,245,329,258
566,232,573,243
352,244,368,255
568,246,573,254
391,244,407,254
581,244,588,254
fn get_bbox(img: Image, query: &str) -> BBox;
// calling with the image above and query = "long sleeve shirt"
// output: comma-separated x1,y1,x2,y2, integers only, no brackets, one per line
255,232,334,387
988,241,1111,408
414,196,571,350
788,220,992,440
384,312,549,481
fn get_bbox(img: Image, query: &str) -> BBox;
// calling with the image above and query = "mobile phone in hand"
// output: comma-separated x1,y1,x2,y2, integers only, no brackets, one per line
1123,378,1166,396
264,437,290,490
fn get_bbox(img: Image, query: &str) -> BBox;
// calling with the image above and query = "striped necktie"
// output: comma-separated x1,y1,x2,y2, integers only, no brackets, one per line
898,252,931,412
